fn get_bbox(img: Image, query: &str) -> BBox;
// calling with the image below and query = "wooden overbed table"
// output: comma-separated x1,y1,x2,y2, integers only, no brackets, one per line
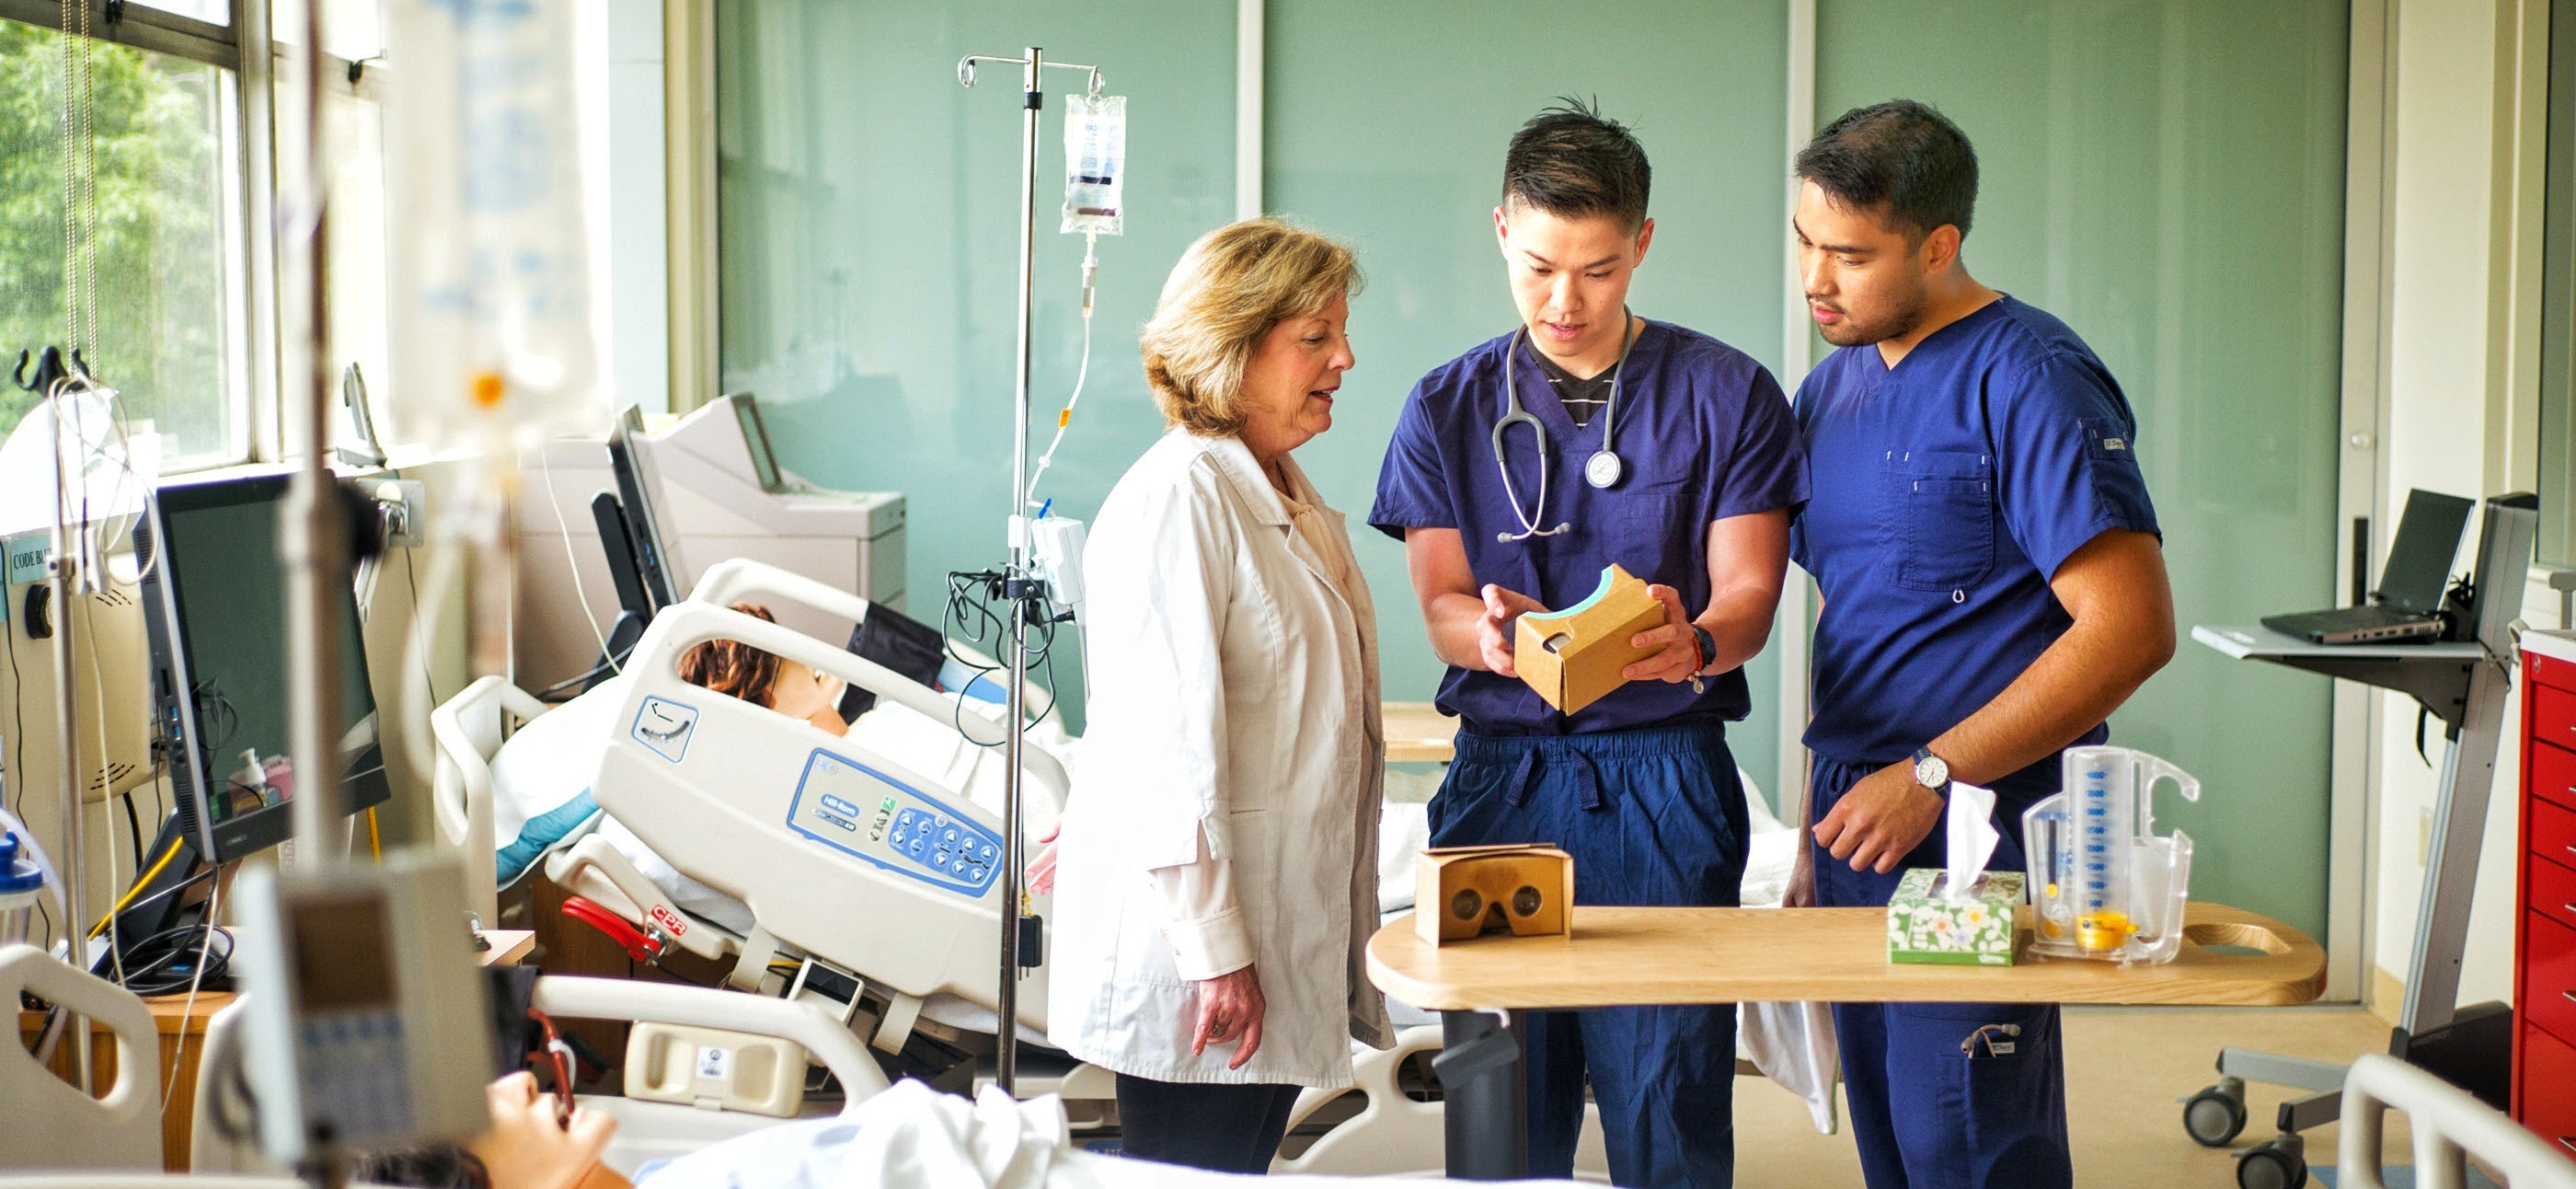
1366,904,2325,1178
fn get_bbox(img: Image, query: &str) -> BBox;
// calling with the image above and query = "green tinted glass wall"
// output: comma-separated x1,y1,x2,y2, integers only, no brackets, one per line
1816,0,2351,939
714,1,1239,730
1263,0,1794,801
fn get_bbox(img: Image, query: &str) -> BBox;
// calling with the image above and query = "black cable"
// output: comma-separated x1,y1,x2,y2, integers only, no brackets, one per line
106,920,232,996
937,570,1063,747
96,859,217,936
119,790,142,869
536,652,626,701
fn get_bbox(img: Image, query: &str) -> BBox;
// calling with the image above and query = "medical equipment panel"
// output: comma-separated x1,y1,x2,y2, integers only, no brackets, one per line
787,748,1003,897
623,1021,808,1118
237,857,491,1163
513,396,906,687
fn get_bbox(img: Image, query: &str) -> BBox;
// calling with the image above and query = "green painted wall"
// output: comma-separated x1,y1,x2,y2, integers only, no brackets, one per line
716,1,2352,940
1261,0,1795,802
1815,0,2352,939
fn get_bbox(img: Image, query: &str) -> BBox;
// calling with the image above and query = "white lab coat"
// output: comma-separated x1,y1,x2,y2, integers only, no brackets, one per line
1047,429,1393,1089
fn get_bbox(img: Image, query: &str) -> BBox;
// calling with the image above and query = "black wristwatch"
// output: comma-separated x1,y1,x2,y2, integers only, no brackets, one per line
1912,746,1952,795
1689,624,1718,673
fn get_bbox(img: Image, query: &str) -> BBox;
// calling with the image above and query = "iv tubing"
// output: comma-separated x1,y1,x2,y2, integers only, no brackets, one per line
1024,233,1098,511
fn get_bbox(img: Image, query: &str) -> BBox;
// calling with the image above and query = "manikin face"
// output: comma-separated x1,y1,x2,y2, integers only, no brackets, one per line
1235,291,1355,461
1495,202,1653,369
1794,179,1965,350
768,659,846,734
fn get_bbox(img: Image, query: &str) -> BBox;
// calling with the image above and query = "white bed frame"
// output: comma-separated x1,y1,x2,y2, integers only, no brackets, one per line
0,943,163,1172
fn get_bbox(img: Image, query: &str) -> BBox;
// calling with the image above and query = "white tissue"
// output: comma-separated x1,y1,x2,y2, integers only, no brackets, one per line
1943,781,1999,901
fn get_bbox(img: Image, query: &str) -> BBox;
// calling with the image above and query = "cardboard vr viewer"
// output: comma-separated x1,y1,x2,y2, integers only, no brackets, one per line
1415,844,1575,945
1515,564,1666,716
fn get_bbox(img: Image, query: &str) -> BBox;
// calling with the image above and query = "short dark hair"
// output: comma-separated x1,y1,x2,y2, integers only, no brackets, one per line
1502,98,1651,231
1795,100,1978,242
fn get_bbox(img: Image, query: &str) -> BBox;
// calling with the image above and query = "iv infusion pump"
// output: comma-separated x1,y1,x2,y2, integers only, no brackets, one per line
238,856,493,1164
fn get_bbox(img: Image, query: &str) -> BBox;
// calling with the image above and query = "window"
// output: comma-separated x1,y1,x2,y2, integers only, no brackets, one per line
0,0,397,474
0,17,249,468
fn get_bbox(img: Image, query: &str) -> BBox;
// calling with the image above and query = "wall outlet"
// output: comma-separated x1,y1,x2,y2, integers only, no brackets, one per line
372,479,427,548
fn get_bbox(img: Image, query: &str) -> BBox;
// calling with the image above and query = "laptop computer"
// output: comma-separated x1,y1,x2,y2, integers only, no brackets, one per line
2261,489,2477,644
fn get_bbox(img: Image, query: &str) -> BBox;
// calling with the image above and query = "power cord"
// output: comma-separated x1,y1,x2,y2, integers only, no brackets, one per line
939,569,1065,748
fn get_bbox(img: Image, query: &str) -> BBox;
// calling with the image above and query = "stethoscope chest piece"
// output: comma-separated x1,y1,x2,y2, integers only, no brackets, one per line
1583,450,1623,490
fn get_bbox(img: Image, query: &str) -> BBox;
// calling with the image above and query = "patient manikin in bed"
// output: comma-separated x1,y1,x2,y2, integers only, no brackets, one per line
488,602,1075,935
361,1074,1552,1189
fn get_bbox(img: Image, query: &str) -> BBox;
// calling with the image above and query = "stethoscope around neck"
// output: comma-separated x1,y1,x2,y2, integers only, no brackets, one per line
1492,311,1637,544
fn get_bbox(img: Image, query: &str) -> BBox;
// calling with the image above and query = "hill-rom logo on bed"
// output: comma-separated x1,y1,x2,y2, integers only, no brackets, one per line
631,697,699,764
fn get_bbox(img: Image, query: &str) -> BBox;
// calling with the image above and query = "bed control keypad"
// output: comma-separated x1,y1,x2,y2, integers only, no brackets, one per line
787,747,1004,897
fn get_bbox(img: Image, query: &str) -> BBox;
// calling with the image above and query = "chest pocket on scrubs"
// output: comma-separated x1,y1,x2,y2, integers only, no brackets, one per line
1607,485,1700,587
1893,450,1995,594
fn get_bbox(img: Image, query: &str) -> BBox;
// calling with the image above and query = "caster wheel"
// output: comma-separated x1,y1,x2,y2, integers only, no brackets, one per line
2236,1137,2308,1189
2183,1077,2248,1147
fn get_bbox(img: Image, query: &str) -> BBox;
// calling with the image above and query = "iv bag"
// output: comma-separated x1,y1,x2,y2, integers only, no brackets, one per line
1063,94,1127,236
382,0,604,449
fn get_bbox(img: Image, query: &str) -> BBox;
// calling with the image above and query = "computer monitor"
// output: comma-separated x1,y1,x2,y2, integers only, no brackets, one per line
2375,490,2478,614
607,407,677,609
137,473,392,863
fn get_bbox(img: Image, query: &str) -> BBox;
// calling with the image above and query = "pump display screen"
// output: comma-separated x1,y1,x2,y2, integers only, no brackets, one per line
291,894,394,1011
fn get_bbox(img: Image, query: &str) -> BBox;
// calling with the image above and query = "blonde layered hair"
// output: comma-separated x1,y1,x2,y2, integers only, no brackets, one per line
1140,218,1361,436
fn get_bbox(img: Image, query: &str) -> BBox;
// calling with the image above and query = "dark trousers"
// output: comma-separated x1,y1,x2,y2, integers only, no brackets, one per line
1811,756,2073,1189
1114,1073,1302,1175
1431,722,1749,1189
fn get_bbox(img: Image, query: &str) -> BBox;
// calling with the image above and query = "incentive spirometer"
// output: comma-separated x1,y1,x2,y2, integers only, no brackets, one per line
237,856,492,1164
2022,745,2200,964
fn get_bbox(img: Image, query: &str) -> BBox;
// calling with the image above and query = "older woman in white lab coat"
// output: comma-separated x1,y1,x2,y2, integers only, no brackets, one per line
1043,219,1391,1174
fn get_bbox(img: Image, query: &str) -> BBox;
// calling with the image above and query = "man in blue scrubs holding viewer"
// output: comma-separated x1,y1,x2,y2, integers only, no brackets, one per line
1788,101,2178,1187
1371,101,1808,1188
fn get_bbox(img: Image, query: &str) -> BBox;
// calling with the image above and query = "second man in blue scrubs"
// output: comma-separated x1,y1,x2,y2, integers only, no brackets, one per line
1789,100,2178,1187
1370,100,1808,1189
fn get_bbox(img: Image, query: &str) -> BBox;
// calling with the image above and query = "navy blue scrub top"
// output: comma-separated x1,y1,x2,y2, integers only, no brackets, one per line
1371,319,1810,736
1790,295,2160,791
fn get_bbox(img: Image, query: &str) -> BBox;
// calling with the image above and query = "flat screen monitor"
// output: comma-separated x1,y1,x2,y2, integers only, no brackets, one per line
608,406,677,609
138,473,392,862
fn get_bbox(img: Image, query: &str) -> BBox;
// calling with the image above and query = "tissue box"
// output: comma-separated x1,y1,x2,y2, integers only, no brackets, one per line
1886,868,2025,965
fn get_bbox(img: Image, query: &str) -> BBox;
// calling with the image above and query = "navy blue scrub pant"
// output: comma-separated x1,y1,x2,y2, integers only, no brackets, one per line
1429,722,1749,1189
1810,756,2074,1189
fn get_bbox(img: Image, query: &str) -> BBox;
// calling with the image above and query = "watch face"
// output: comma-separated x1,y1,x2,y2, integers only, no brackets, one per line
1915,755,1949,788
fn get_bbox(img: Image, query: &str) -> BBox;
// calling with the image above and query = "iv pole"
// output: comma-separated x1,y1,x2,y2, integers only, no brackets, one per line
956,46,1099,1098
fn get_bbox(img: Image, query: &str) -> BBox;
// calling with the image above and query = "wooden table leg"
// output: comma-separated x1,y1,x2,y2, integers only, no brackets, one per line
1432,1010,1527,1180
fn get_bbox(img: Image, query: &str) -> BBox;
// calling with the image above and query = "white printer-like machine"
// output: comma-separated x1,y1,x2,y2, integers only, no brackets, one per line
519,394,906,687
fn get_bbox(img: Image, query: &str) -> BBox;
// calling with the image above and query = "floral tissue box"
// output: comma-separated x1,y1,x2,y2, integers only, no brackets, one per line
1886,869,2025,966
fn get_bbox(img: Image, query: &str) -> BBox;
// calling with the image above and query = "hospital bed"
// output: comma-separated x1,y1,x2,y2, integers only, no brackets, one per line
0,951,1579,1189
433,559,1819,1174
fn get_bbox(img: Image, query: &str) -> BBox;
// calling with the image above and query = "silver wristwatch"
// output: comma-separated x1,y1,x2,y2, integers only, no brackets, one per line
1911,745,1951,794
